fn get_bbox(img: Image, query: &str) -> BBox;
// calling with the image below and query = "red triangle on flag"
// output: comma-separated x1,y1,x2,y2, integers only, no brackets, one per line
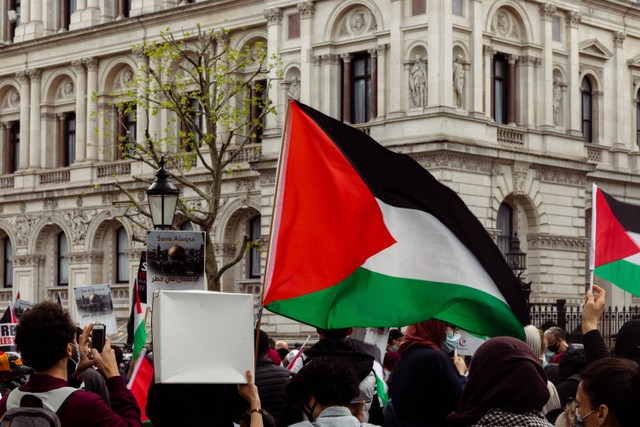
264,103,396,305
595,189,640,267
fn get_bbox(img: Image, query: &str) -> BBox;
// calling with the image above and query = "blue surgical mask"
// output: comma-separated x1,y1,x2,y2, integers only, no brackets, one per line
442,332,461,352
390,345,398,352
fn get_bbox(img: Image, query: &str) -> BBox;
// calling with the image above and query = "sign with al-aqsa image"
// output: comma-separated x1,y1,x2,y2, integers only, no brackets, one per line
146,230,207,307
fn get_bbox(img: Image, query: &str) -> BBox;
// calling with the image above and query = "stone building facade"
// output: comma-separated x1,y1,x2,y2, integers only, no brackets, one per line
0,0,638,339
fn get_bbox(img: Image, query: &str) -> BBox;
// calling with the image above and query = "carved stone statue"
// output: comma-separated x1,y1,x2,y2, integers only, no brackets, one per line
453,55,465,109
553,78,562,126
289,76,300,100
410,55,427,108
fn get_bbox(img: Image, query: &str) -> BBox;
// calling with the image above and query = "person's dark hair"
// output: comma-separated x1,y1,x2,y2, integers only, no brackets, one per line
285,357,359,408
317,328,350,340
557,346,587,382
15,301,76,372
255,329,270,357
580,357,639,427
239,408,276,427
276,347,289,361
613,319,640,362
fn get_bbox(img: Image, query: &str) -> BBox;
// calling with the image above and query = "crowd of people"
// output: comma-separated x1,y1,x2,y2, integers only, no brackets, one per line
0,283,637,427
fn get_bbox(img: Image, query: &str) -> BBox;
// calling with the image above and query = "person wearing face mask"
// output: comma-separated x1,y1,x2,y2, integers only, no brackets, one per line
383,329,403,380
0,301,141,427
544,327,570,364
387,319,467,427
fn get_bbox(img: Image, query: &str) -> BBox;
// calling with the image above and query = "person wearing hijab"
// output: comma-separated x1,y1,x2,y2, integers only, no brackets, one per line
387,320,467,427
447,337,553,427
523,325,561,416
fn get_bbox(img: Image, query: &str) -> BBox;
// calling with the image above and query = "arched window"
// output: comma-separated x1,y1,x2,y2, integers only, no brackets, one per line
3,238,12,289
58,233,69,286
497,203,513,256
581,78,593,142
116,226,129,283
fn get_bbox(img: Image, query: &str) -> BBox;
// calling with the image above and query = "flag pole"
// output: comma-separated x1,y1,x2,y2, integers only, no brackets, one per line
254,96,295,366
589,182,597,293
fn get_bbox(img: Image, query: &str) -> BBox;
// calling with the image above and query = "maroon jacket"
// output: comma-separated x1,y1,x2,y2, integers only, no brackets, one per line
0,373,141,427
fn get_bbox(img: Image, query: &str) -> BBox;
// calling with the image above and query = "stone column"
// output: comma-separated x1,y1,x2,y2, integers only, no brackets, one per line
341,53,352,123
85,57,98,161
60,0,68,31
613,31,628,148
507,54,517,125
566,11,582,136
16,71,30,170
72,59,87,162
427,0,453,107
368,48,378,119
517,56,537,128
148,54,160,142
540,3,556,128
297,2,314,104
483,46,494,118
471,0,484,116
388,0,403,116
117,0,126,19
376,45,387,119
263,7,282,134
134,48,148,147
28,69,41,169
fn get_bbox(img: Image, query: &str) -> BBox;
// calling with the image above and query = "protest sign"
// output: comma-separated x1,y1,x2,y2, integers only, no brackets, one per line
0,323,16,349
73,284,117,334
455,329,486,356
152,290,254,384
137,251,148,304
146,231,206,306
350,327,389,363
13,299,34,321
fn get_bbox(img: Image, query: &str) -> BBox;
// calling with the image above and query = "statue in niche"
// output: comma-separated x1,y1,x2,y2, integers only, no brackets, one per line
410,55,427,108
289,76,300,100
63,81,75,97
453,55,465,109
351,12,366,33
553,78,562,126
496,12,508,35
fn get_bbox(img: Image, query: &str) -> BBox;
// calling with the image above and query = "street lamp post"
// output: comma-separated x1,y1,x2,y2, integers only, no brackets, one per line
146,157,181,230
505,233,532,309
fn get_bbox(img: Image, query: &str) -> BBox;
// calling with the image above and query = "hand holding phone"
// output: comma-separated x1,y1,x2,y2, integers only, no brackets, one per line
91,323,106,353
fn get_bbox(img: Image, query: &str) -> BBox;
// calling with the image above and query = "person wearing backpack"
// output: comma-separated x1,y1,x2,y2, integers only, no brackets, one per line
0,301,141,427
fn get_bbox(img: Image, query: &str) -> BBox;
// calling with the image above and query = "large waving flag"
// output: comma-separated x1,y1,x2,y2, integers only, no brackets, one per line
132,279,147,362
591,184,640,296
263,100,528,339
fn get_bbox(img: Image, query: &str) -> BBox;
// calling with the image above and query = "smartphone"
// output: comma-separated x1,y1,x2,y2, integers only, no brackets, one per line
92,323,106,353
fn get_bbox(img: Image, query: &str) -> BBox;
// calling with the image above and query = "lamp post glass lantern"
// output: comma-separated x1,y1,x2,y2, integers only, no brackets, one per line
506,233,531,308
146,158,180,230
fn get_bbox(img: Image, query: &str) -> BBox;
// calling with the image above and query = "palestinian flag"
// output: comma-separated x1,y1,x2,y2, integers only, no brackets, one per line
591,184,640,296
132,279,147,362
263,100,528,339
127,349,152,422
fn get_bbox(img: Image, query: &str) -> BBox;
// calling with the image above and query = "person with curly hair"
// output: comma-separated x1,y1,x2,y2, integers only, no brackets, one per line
574,357,639,427
284,356,377,426
0,301,141,427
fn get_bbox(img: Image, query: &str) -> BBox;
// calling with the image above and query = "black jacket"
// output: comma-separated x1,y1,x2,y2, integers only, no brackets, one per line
255,357,291,423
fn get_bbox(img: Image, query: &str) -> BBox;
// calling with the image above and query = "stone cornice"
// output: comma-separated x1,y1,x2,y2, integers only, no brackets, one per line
413,153,497,174
528,234,588,251
535,167,586,187
10,255,45,267
66,252,104,263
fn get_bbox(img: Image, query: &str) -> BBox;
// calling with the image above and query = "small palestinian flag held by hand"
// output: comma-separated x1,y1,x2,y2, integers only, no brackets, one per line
263,100,529,339
591,184,640,296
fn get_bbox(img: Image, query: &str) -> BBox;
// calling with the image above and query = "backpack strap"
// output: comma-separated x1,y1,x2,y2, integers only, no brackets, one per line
6,387,78,414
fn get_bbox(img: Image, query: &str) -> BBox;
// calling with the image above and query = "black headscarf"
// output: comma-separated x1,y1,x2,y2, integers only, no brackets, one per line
447,337,550,427
614,319,640,362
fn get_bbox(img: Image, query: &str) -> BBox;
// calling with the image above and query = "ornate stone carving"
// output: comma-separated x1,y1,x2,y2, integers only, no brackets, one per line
137,191,145,201
27,69,42,82
322,54,340,64
517,56,539,66
507,54,518,64
264,8,282,24
297,1,315,19
132,46,146,61
71,59,85,72
43,199,58,210
614,31,626,48
539,3,557,19
10,254,44,267
15,70,29,83
536,168,586,186
236,180,255,192
493,8,519,39
339,7,377,37
527,234,588,251
483,45,495,57
19,203,26,213
413,154,496,174
66,252,104,263
83,57,99,71
65,209,98,243
102,193,119,205
513,163,529,195
579,65,603,79
259,170,276,185
565,11,582,27
76,196,83,207
376,44,388,56
634,76,640,87
6,89,19,108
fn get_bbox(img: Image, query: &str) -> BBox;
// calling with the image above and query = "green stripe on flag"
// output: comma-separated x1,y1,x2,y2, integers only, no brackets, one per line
595,259,640,296
375,373,388,407
266,267,524,339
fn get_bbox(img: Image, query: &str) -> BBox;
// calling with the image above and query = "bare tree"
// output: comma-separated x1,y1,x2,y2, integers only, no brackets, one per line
107,25,279,291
